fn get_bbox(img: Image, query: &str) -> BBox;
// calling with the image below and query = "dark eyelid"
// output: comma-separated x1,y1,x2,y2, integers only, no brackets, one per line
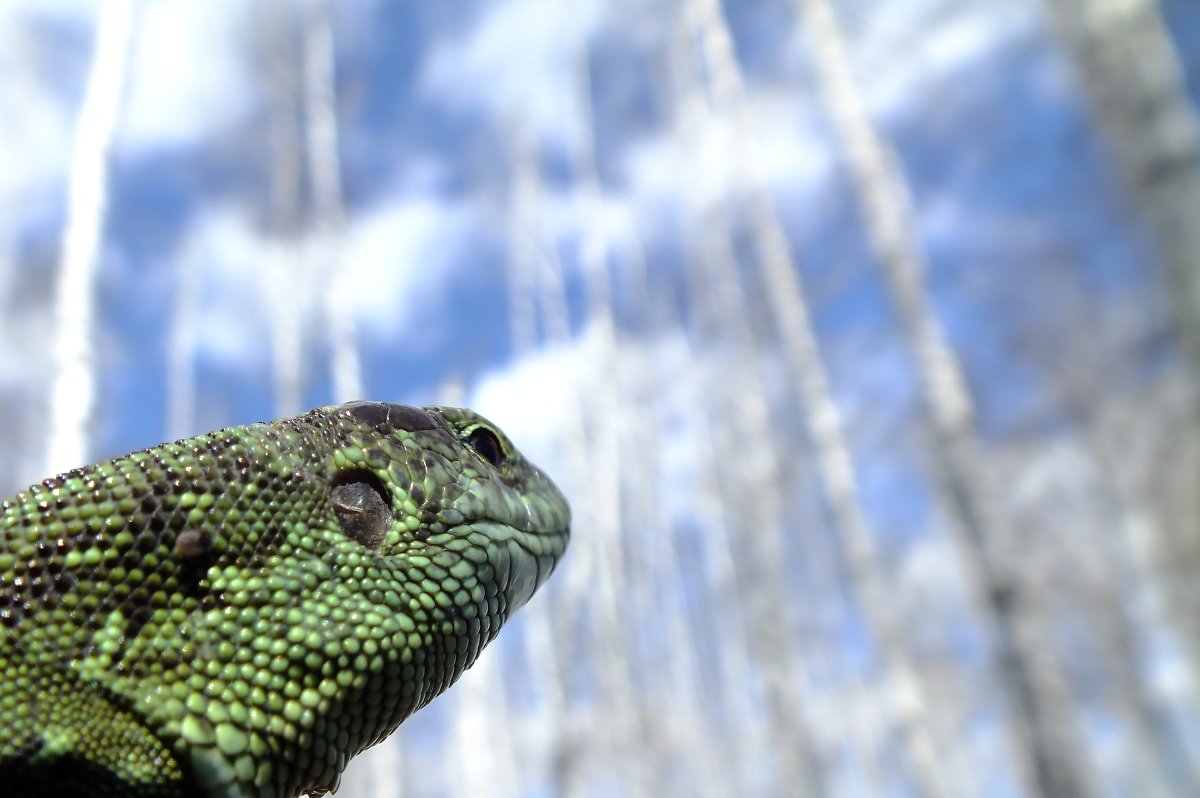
343,402,438,432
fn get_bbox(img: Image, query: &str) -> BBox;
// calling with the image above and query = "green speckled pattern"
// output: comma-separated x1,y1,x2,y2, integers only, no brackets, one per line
0,402,570,798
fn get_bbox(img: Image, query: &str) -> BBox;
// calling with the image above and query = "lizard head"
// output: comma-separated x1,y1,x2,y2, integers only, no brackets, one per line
327,401,571,619
187,401,571,795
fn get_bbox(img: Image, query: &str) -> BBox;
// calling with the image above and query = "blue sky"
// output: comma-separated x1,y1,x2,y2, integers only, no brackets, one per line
0,1,1196,796
0,0,1167,461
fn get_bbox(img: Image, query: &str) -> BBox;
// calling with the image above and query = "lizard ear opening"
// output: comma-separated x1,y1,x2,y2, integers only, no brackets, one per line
330,469,393,551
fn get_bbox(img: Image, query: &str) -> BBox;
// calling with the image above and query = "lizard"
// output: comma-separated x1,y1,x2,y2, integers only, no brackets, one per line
0,401,570,798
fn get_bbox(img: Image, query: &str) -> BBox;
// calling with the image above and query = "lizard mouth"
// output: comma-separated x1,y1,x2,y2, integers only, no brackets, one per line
493,522,570,616
506,466,571,613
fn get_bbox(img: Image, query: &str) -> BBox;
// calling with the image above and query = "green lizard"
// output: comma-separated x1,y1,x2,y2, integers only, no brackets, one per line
0,401,570,797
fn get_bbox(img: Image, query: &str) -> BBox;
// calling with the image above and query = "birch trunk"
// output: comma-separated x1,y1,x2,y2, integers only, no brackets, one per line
166,250,199,442
1042,0,1200,400
47,0,136,474
262,1,305,419
686,0,952,793
797,0,1092,795
302,0,362,403
670,19,829,797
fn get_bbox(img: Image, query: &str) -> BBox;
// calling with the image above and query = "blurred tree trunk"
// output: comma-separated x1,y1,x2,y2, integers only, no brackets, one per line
506,98,652,794
1043,0,1200,403
676,4,830,795
503,135,579,797
796,1,1093,796
261,1,306,418
166,250,199,441
1041,0,1200,690
686,0,954,794
1007,264,1200,793
47,0,135,474
302,0,361,403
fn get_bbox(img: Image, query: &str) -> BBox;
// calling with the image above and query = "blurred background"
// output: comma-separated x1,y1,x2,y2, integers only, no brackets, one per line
2,0,1199,796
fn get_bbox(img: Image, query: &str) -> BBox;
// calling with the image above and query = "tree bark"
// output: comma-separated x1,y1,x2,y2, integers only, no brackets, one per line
47,0,136,474
1044,0,1200,403
797,0,1093,795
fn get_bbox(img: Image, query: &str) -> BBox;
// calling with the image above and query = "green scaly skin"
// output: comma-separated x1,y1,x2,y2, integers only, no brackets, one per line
0,402,570,797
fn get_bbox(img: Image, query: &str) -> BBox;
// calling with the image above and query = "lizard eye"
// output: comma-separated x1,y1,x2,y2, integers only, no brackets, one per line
465,426,505,468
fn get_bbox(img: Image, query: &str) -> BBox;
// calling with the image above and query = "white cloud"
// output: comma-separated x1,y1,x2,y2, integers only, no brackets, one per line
173,207,272,371
0,1,95,201
812,0,1040,117
338,196,477,340
420,0,605,145
0,0,258,197
620,87,828,220
122,0,254,150
466,321,709,527
0,0,259,266
169,195,476,375
899,529,971,613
